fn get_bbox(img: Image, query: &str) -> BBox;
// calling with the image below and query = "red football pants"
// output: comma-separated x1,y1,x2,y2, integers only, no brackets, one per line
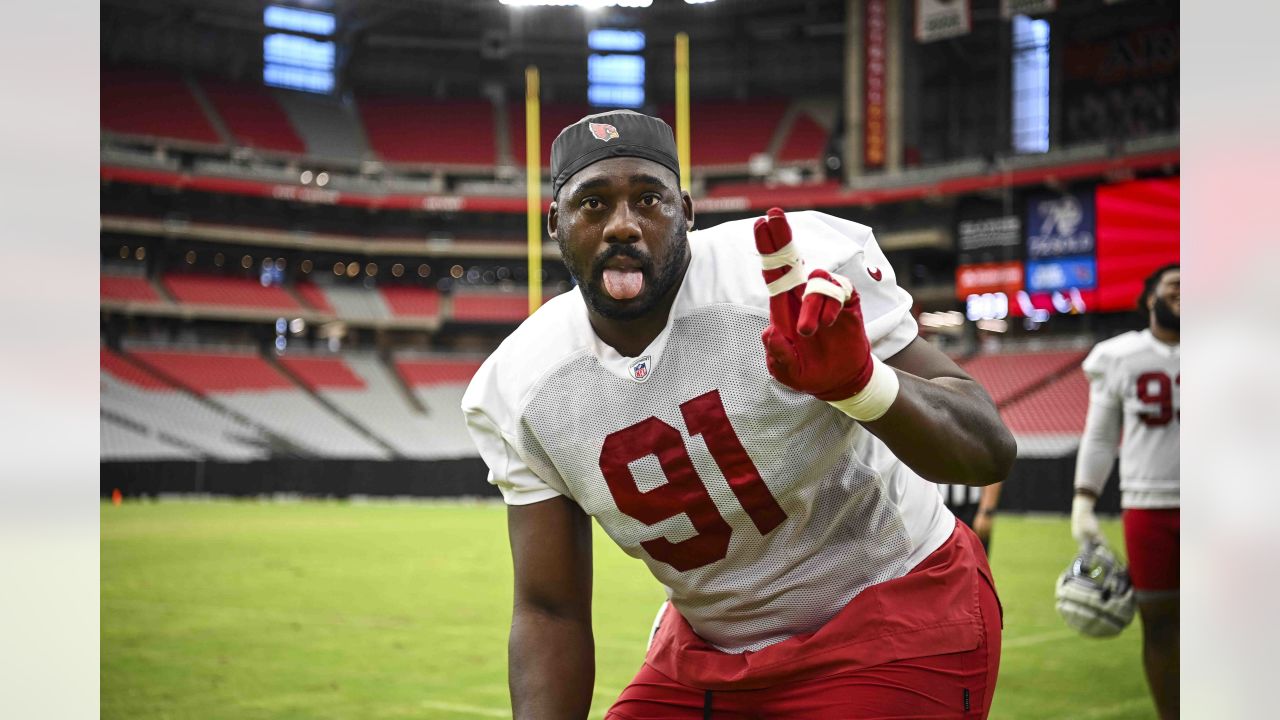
606,525,1003,719
1122,508,1180,595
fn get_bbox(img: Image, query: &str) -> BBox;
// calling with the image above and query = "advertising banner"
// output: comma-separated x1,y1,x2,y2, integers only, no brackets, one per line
915,0,971,43
1026,190,1096,259
955,261,1024,300
864,0,887,170
1025,256,1097,293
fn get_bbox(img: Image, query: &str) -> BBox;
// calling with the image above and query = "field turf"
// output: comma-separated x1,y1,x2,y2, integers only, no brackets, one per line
102,500,1155,719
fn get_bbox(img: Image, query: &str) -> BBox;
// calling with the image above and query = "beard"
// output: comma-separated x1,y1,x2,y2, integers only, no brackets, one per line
1152,295,1179,332
559,224,689,321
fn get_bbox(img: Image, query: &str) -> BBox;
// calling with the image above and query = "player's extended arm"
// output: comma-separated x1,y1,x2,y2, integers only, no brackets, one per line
506,496,595,719
754,208,1015,487
1071,397,1122,547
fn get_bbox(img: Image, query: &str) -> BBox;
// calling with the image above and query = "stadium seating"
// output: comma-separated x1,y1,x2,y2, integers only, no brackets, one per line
776,112,830,163
101,272,166,304
959,350,1087,406
660,100,788,168
163,274,303,312
509,103,591,167
379,286,441,319
1000,368,1092,457
358,97,496,166
282,354,464,459
100,347,269,461
451,291,531,323
395,357,484,458
294,282,337,314
129,348,388,458
273,91,371,162
199,79,307,154
101,68,222,145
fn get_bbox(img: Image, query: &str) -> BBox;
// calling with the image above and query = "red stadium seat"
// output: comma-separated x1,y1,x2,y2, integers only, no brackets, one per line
100,347,173,390
358,96,496,166
163,274,303,312
279,356,366,391
199,79,307,154
658,100,788,167
999,368,1091,435
394,359,483,387
295,282,336,313
101,68,222,145
380,286,442,318
451,293,530,323
130,349,294,393
510,104,591,167
101,275,164,304
959,350,1087,407
776,113,829,163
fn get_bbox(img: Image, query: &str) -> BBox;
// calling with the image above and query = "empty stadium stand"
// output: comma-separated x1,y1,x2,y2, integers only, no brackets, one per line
129,348,389,459
273,90,371,163
359,96,496,166
509,103,591,167
776,112,830,163
1000,368,1091,458
395,356,484,458
281,354,466,459
959,349,1087,407
101,68,222,146
163,274,303,313
101,271,166,305
451,291,532,323
379,286,441,319
199,79,307,155
100,347,269,461
660,100,788,168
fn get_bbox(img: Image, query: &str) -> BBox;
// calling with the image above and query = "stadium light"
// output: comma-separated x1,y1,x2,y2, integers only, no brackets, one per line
684,0,717,4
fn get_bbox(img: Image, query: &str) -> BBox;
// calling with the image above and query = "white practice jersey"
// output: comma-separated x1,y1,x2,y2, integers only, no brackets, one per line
1082,330,1180,508
462,211,955,653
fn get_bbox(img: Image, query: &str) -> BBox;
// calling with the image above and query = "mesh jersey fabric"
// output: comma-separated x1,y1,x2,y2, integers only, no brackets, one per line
462,210,955,653
1082,329,1180,509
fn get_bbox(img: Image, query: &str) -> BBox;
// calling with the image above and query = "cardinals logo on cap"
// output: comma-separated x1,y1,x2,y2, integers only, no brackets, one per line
589,122,620,142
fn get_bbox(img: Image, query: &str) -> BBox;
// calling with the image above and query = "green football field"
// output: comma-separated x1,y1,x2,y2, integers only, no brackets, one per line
101,500,1155,719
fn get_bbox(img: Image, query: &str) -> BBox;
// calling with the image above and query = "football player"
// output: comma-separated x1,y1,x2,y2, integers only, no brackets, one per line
463,111,1016,718
1071,263,1179,720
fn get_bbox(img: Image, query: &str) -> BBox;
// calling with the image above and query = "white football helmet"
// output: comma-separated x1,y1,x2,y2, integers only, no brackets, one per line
1055,543,1136,638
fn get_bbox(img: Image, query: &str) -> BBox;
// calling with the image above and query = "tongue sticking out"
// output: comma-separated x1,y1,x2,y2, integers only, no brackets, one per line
602,268,644,300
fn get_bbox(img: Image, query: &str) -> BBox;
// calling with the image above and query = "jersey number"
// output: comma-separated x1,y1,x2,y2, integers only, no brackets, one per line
599,389,787,572
1136,371,1179,426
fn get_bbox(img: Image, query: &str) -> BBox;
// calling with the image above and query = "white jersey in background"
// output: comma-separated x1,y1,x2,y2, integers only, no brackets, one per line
462,211,954,654
1080,329,1180,508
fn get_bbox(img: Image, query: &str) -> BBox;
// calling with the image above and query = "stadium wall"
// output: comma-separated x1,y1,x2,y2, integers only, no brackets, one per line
100,457,1123,514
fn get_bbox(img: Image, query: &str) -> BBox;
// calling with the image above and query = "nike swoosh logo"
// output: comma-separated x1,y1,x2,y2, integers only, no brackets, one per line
867,267,883,281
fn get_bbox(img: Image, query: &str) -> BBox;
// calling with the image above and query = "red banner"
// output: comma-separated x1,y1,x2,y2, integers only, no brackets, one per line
1094,177,1180,311
864,0,887,170
956,261,1024,299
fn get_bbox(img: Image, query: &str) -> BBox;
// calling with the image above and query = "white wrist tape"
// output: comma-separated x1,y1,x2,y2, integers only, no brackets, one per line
826,355,900,422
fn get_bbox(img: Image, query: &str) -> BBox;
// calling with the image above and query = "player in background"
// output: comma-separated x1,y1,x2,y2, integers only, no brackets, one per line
937,481,1001,554
1071,264,1179,720
463,110,1016,718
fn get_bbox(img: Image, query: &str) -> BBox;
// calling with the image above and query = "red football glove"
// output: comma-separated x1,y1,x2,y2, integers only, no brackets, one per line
754,207,876,403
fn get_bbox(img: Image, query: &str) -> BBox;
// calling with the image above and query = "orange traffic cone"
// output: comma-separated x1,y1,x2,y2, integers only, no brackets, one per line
111,488,122,506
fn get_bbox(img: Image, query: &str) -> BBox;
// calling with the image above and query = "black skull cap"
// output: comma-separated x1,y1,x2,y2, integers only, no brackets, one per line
550,110,681,198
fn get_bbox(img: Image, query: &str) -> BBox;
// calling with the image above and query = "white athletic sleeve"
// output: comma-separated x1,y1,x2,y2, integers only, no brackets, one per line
803,214,918,359
461,361,565,506
1074,348,1122,496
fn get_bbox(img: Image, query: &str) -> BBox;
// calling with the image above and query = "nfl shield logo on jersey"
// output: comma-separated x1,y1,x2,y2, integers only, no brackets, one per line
589,122,620,142
629,356,652,383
